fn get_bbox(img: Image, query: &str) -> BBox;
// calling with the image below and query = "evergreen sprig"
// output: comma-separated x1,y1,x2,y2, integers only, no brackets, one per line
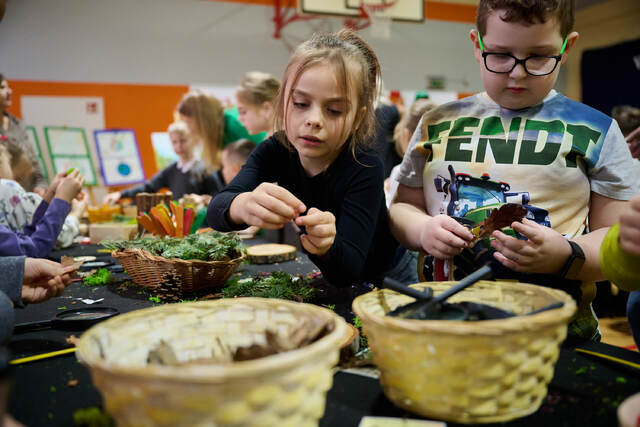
101,231,245,262
222,271,316,302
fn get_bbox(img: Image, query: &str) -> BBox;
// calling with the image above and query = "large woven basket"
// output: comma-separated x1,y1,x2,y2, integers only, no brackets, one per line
112,248,244,292
352,280,577,424
77,298,349,427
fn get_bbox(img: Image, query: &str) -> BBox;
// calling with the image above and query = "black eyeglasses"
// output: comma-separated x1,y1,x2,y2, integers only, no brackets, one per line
478,33,568,76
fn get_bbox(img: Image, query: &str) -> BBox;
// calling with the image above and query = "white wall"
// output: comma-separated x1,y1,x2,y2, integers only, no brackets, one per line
0,0,485,93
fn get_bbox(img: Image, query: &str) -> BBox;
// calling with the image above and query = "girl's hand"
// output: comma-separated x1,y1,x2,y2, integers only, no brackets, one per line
44,171,67,203
296,207,336,256
54,169,84,203
619,196,640,256
70,193,89,218
419,214,473,259
490,218,571,274
103,191,121,205
231,182,306,229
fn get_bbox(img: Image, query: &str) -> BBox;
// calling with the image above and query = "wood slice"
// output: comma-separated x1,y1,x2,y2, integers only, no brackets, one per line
246,244,297,264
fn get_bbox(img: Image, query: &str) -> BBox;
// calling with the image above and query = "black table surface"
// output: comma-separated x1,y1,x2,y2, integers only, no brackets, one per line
8,243,640,426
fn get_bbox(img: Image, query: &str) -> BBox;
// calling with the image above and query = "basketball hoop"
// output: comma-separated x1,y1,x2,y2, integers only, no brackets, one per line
362,1,395,40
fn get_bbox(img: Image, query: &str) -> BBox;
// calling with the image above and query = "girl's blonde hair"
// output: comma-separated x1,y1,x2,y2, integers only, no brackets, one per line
177,91,224,170
273,28,381,153
236,71,281,106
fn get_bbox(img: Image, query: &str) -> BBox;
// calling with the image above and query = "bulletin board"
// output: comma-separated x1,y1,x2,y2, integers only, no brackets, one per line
94,129,145,186
25,125,49,183
44,126,98,186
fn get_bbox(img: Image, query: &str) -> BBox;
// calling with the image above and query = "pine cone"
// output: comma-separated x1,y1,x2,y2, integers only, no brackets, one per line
154,271,183,301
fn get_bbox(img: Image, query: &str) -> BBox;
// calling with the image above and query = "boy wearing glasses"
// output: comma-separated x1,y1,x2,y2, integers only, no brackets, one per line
389,0,640,341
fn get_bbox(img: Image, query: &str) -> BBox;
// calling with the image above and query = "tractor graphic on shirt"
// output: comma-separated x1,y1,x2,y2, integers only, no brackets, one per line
420,165,551,281
434,164,550,228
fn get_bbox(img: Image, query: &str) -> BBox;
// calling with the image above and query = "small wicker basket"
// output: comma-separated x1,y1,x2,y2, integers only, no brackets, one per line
112,248,244,292
352,280,577,424
77,298,349,427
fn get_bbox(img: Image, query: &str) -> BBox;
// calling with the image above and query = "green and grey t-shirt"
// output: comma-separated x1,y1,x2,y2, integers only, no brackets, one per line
397,90,640,240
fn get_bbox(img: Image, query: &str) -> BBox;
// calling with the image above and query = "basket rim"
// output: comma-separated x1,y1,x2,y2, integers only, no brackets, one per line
111,248,246,266
352,280,577,335
77,298,349,383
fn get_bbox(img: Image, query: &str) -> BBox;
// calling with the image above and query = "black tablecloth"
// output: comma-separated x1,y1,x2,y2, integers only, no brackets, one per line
8,243,640,426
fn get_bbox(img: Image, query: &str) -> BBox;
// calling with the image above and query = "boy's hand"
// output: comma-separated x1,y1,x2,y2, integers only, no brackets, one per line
419,214,473,259
296,207,335,256
230,183,306,229
22,258,74,304
619,196,640,256
54,169,84,203
490,218,571,274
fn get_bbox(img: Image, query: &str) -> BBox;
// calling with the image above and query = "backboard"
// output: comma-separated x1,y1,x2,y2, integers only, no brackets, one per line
298,0,424,23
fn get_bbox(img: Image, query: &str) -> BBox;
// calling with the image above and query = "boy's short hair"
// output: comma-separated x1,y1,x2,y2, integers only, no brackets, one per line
476,0,575,38
224,139,256,165
167,121,189,135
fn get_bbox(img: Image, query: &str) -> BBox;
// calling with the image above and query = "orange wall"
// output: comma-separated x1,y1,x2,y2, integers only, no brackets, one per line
8,81,189,180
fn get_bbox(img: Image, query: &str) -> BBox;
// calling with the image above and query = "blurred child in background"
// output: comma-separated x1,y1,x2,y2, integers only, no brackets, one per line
221,138,256,185
0,142,86,249
103,121,222,204
236,71,280,139
0,143,85,257
385,97,436,206
177,91,263,172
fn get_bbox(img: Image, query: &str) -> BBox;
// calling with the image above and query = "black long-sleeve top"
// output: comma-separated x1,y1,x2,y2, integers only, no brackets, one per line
121,160,223,200
208,134,398,287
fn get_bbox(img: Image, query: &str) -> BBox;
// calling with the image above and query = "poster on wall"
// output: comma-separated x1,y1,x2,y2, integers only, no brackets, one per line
25,125,49,183
150,132,178,170
94,129,145,186
44,126,98,186
21,96,105,187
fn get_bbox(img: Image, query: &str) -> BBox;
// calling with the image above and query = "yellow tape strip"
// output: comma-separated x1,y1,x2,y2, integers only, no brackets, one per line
575,348,640,370
10,347,77,365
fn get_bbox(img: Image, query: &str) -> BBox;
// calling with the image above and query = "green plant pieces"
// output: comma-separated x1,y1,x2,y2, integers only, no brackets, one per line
222,271,315,302
82,268,111,286
101,231,245,262
73,406,114,427
148,296,161,303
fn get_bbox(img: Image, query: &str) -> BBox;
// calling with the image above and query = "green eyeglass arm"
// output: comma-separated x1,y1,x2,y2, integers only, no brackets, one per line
478,32,485,51
560,36,568,54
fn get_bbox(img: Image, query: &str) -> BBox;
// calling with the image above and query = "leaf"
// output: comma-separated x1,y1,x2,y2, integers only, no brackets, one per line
475,203,528,240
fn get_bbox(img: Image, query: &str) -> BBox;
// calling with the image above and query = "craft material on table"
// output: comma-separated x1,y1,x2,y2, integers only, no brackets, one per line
13,307,119,334
246,243,297,264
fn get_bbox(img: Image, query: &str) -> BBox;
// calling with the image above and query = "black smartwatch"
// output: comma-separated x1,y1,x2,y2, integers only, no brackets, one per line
559,240,585,279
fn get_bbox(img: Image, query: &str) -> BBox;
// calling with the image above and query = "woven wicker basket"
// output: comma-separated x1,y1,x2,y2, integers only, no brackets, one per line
352,280,577,424
77,298,349,427
112,249,244,292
